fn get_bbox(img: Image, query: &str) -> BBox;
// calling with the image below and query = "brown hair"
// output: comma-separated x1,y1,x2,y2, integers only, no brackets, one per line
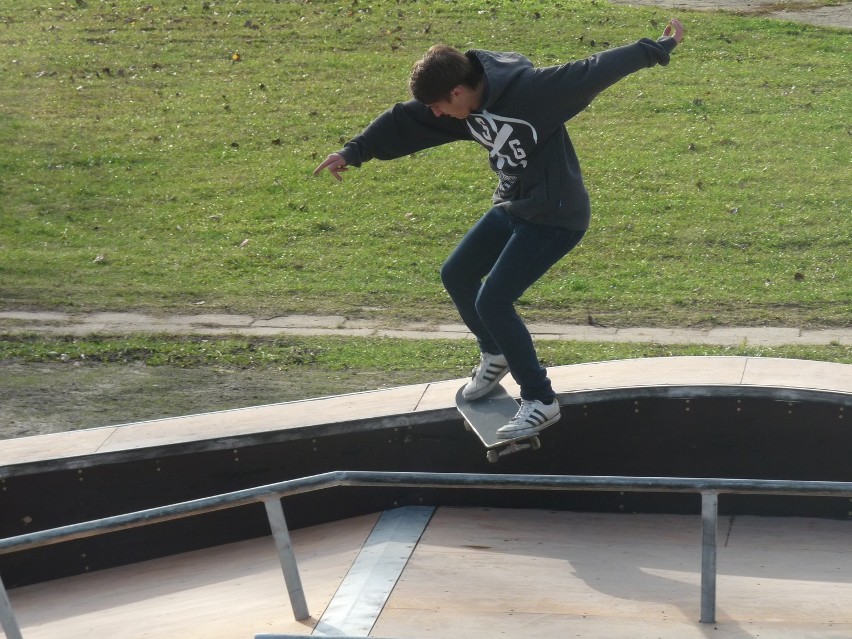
409,45,482,104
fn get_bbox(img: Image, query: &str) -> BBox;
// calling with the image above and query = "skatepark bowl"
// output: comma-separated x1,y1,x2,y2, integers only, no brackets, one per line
1,356,850,639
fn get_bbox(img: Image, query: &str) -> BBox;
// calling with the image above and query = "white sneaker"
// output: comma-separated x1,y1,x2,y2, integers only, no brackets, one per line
462,352,509,400
497,399,560,438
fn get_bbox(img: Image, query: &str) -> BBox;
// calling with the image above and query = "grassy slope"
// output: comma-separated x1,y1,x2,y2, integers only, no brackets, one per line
1,0,849,327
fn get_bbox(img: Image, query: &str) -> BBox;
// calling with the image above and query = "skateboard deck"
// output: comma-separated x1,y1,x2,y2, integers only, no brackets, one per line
455,384,543,463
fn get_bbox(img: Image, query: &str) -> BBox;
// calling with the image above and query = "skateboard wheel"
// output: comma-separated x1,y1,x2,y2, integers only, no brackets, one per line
531,436,541,450
487,450,499,463
464,421,472,432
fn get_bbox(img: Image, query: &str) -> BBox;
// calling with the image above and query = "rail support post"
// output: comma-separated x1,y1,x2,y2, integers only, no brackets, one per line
264,497,310,621
0,572,24,639
699,491,718,624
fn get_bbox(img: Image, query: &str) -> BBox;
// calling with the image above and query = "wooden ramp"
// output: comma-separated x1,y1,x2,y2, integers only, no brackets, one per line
2,357,850,637
3,507,851,639
3,356,850,474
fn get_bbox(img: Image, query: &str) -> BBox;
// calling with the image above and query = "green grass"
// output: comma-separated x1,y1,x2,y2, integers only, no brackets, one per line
2,334,850,370
1,0,850,327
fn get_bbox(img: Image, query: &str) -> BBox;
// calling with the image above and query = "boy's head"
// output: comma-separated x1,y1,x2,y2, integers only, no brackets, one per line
409,45,482,105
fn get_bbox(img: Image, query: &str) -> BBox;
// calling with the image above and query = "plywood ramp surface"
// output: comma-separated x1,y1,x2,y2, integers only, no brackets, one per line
6,508,852,639
379,508,852,638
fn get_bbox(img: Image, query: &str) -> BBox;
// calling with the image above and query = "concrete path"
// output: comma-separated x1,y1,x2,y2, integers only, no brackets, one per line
1,310,849,346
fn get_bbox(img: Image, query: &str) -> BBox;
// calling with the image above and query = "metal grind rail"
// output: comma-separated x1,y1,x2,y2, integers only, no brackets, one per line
1,472,851,639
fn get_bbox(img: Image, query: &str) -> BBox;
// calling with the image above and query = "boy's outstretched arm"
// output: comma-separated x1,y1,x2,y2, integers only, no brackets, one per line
535,17,685,122
312,100,471,181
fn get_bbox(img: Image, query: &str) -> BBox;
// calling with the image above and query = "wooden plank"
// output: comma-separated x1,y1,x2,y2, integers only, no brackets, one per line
742,357,852,394
0,428,116,470
548,356,749,393
96,385,431,453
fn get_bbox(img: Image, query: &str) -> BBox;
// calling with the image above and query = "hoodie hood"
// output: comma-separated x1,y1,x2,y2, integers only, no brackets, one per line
466,50,533,110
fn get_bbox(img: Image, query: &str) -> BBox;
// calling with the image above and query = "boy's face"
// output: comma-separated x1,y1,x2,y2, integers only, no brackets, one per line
427,86,477,119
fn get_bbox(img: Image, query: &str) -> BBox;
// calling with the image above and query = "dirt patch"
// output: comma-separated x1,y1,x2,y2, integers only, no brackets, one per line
607,0,852,28
0,362,416,440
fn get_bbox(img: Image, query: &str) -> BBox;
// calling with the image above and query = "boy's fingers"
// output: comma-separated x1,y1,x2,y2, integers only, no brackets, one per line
312,159,330,176
313,154,348,178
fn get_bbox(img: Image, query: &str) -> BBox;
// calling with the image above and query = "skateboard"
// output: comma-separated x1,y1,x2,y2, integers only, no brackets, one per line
455,384,543,463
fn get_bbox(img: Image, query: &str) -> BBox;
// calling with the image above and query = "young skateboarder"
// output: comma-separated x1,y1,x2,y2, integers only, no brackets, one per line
314,20,685,438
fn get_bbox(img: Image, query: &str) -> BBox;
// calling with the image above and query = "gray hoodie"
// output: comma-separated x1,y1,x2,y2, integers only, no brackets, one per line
338,37,678,229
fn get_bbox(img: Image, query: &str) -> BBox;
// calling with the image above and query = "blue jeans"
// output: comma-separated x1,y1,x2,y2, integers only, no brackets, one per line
441,207,585,403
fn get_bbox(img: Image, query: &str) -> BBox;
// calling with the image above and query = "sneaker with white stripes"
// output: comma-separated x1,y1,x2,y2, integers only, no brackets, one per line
462,352,509,400
497,399,560,438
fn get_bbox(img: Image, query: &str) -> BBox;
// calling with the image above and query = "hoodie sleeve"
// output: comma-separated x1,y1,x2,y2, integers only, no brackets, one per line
533,37,678,122
337,100,471,167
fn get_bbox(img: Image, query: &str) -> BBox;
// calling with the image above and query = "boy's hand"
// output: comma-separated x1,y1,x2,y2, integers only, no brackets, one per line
313,153,349,182
663,19,684,45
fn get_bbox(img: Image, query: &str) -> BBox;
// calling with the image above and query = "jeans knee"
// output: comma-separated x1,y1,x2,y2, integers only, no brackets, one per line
441,256,473,298
439,258,456,292
475,286,510,319
439,257,451,283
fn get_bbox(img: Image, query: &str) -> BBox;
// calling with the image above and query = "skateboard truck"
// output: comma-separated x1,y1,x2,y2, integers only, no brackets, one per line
463,420,542,462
